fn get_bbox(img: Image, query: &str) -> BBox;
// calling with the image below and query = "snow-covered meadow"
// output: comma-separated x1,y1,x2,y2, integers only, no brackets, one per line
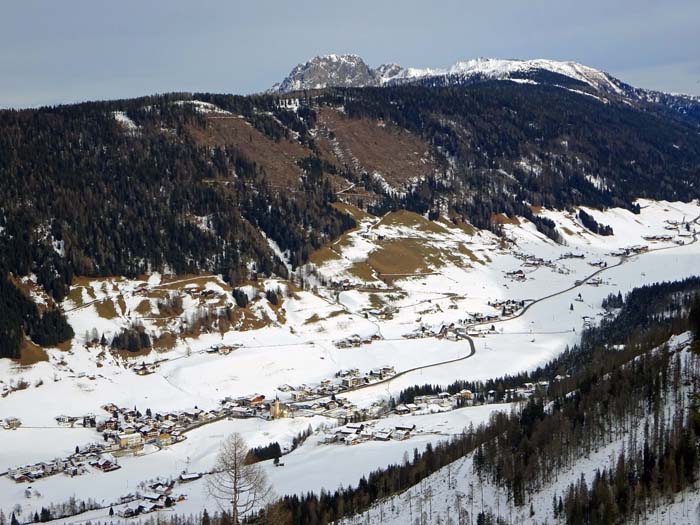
1,199,700,518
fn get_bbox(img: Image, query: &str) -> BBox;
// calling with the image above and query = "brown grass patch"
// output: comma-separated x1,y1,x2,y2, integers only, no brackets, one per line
187,118,309,188
18,339,48,365
56,339,73,352
115,347,152,360
304,314,321,324
364,237,475,282
348,262,376,282
95,299,118,320
309,246,342,266
530,205,543,214
367,239,431,276
135,299,152,315
116,295,127,315
67,287,85,307
269,302,287,324
152,332,177,351
491,213,520,225
318,108,437,189
229,302,274,331
376,210,447,234
156,275,232,293
457,245,481,263
331,202,371,222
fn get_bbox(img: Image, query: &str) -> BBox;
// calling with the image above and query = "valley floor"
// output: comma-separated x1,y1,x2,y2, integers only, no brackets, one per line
2,200,700,520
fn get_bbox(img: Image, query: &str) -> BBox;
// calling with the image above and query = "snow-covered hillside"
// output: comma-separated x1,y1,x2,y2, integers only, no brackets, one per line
2,199,700,521
344,334,700,525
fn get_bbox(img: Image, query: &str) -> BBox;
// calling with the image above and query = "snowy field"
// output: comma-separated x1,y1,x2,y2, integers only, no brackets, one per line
1,199,700,518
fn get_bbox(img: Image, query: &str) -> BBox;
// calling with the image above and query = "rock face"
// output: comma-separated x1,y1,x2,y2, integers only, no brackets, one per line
270,55,700,124
270,54,378,93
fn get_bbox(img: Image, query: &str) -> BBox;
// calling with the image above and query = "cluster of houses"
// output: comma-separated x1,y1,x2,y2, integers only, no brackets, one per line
405,319,494,340
505,269,527,282
390,380,557,419
2,417,21,429
322,422,417,445
97,403,230,451
132,361,159,376
561,252,585,260
281,366,397,403
334,333,382,348
365,305,399,320
575,277,605,287
487,299,526,317
205,342,242,355
4,444,118,484
513,251,556,270
182,284,219,299
643,234,674,242
116,480,190,517
56,414,96,428
610,245,649,257
275,97,302,111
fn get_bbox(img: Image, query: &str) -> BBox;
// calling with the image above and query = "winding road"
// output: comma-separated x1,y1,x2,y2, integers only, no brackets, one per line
314,214,700,401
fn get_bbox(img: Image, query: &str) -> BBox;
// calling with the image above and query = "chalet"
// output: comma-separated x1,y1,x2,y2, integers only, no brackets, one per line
458,389,473,400
179,472,202,482
322,433,339,444
241,394,265,406
228,407,252,418
142,492,164,502
394,404,410,415
94,458,121,472
341,376,365,388
290,391,309,401
158,433,174,446
393,430,411,441
374,430,392,441
119,433,144,448
3,417,21,430
56,415,74,425
118,507,139,518
343,434,361,445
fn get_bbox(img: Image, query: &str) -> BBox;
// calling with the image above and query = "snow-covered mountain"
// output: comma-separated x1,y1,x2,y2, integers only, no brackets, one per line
270,54,700,123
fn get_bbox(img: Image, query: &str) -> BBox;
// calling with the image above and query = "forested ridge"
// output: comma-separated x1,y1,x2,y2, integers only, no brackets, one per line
2,80,700,359
0,94,352,358
319,82,700,228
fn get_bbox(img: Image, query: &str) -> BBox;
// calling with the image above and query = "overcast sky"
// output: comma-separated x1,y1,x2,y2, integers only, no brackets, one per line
1,0,698,108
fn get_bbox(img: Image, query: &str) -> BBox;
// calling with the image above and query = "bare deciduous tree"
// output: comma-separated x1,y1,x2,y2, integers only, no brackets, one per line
207,432,273,524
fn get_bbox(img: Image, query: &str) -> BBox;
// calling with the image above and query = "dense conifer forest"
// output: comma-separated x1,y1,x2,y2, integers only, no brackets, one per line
320,82,700,228
0,94,352,358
